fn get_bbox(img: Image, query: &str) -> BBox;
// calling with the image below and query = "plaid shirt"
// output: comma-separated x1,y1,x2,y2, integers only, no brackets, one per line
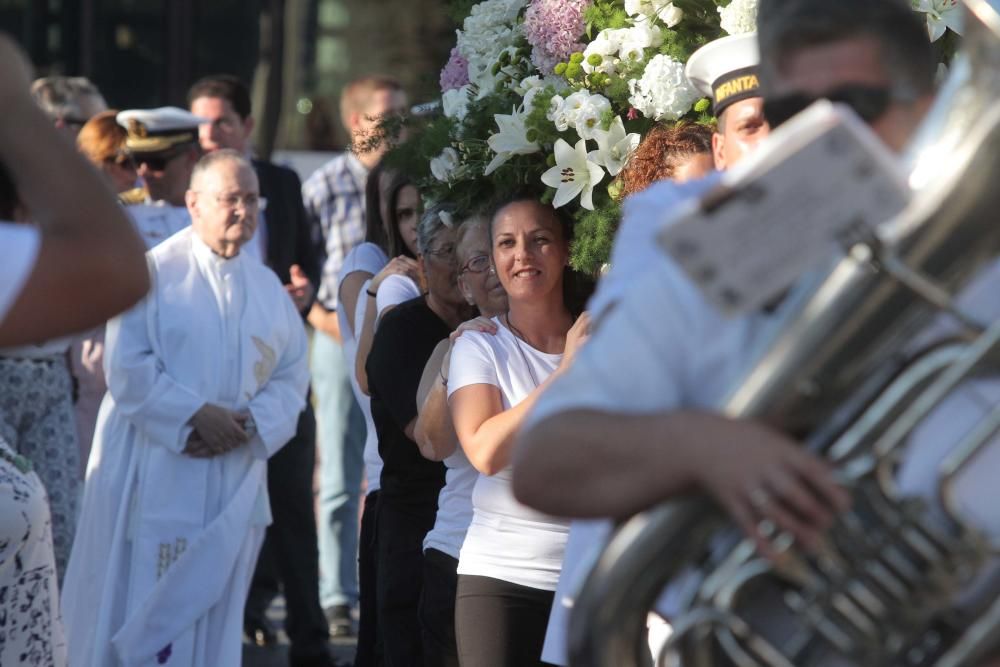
302,152,368,310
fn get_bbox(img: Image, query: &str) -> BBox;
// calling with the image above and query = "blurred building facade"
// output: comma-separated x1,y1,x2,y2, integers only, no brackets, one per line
1,0,452,155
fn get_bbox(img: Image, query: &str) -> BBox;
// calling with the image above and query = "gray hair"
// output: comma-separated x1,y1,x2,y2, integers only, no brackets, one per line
417,203,457,255
757,0,936,101
30,76,107,122
455,213,490,263
189,149,255,191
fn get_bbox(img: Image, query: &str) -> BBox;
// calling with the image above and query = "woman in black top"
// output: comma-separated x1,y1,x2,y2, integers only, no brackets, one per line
365,204,475,667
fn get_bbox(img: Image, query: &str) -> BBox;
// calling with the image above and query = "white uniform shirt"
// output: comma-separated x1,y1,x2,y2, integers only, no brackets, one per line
531,180,1000,661
449,320,571,591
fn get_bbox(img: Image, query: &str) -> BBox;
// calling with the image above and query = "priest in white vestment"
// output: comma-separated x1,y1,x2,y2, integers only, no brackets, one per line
61,150,309,667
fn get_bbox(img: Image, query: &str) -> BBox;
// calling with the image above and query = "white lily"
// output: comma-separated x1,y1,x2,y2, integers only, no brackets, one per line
587,117,641,177
541,139,606,210
912,0,963,41
484,107,541,175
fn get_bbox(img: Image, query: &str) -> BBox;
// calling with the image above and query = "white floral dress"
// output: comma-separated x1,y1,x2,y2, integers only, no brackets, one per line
0,436,66,666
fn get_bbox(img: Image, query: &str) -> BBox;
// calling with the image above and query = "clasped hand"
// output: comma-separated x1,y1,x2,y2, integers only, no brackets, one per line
183,403,251,458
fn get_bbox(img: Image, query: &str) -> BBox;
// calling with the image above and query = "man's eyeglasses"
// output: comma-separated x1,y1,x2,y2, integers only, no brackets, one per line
197,192,266,211
459,254,490,276
762,85,896,129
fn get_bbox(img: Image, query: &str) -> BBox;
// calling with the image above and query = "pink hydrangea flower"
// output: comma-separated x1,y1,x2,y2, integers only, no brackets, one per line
524,0,591,75
440,47,470,93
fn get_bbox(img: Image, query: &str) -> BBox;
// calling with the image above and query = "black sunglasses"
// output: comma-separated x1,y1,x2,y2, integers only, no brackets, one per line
135,152,181,171
762,85,892,129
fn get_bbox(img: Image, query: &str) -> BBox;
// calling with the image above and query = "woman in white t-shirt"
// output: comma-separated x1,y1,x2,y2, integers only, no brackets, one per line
448,198,589,667
335,161,420,657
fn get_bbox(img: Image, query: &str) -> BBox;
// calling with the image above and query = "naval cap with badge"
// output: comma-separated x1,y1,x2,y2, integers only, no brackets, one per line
116,107,207,168
685,33,761,117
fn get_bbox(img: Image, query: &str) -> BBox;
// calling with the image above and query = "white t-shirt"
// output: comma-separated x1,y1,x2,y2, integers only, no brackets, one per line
423,445,479,560
448,319,571,591
337,242,389,493
375,273,421,318
0,224,40,324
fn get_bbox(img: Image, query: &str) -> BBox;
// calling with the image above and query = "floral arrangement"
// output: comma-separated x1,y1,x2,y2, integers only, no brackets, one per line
387,0,961,274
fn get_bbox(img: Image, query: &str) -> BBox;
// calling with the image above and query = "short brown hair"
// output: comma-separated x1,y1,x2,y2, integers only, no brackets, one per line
617,122,714,198
77,109,129,167
339,75,404,127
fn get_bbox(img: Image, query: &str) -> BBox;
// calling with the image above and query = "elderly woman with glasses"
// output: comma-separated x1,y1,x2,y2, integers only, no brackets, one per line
364,205,475,666
446,196,590,667
407,211,509,667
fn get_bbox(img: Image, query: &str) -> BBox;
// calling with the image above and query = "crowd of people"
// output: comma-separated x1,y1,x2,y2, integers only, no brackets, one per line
3,0,1000,666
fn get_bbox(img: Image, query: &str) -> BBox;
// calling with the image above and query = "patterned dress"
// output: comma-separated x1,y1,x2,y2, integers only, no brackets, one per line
0,435,66,666
0,355,79,580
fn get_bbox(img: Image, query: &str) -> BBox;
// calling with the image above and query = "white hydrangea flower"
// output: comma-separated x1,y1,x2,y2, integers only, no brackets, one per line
457,0,527,88
618,22,664,62
624,0,683,27
718,0,758,35
627,54,700,121
442,86,472,120
430,147,461,182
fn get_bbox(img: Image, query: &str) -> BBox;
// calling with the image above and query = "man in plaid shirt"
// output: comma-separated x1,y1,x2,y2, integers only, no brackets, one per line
302,75,407,638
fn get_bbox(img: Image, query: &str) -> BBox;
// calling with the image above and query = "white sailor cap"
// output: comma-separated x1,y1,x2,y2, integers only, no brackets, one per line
685,33,761,116
116,107,207,154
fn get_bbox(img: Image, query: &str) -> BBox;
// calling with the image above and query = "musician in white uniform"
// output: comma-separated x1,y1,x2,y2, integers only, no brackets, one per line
116,107,204,248
515,0,959,659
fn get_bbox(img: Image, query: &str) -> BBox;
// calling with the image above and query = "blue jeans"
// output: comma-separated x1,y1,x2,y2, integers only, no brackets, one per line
312,330,366,609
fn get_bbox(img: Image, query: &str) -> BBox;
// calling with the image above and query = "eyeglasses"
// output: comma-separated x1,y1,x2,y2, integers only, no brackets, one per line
762,85,896,129
197,192,266,211
459,254,490,276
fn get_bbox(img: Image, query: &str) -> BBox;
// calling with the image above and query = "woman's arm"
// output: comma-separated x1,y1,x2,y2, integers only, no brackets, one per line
338,270,373,336
450,313,589,476
413,340,457,462
0,37,148,345
354,258,420,394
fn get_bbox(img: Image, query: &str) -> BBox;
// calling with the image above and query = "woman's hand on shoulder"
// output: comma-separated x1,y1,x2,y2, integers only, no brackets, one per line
371,255,421,292
449,316,498,343
561,311,591,367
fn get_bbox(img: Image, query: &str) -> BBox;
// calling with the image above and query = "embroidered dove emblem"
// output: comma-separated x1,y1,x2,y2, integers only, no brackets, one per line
252,336,277,392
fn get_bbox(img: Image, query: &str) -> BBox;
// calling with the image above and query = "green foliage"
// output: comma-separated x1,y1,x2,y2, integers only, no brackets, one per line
571,200,621,274
583,1,630,37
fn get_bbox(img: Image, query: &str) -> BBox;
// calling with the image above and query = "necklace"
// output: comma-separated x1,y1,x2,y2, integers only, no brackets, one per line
504,312,541,389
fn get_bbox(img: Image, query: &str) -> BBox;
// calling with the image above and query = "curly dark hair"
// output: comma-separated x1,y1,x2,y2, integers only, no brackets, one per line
617,122,714,199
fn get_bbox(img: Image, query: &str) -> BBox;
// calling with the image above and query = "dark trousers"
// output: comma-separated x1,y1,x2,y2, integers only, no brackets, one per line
354,490,381,667
418,548,459,667
245,404,330,659
455,574,557,667
375,497,437,667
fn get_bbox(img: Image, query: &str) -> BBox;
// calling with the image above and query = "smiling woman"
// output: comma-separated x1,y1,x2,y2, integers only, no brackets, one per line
445,196,591,667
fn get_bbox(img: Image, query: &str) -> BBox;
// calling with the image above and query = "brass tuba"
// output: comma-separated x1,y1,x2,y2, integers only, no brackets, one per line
569,1,1000,665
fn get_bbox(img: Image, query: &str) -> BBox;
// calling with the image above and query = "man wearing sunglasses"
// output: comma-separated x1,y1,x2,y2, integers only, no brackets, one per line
511,0,986,659
116,107,207,249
